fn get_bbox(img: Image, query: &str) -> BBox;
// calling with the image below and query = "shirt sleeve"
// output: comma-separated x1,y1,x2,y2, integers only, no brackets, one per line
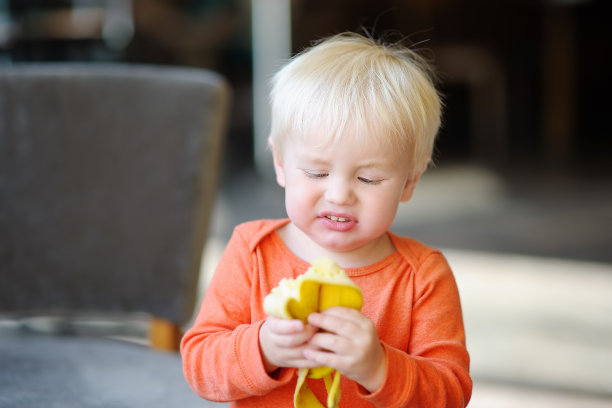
180,228,294,402
356,251,472,407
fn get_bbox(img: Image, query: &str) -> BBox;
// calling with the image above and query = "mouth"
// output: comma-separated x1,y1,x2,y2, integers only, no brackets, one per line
319,213,357,232
325,215,350,222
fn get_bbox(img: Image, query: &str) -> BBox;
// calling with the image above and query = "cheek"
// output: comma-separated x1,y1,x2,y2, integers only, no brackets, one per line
362,189,402,225
283,180,317,216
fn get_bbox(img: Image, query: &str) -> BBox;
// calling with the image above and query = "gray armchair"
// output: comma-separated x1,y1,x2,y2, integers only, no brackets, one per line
0,64,230,407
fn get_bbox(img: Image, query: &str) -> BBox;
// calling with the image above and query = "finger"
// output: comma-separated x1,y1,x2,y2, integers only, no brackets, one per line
307,310,362,336
302,347,345,371
287,359,325,370
270,344,326,369
319,306,366,323
307,331,349,355
277,347,317,365
266,316,305,334
270,326,318,348
264,318,318,349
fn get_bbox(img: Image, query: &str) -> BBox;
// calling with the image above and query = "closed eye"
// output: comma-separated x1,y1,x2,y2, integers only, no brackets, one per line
358,176,382,185
304,170,328,179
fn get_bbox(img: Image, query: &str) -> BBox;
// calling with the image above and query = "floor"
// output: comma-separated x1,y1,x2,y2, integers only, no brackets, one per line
199,160,612,407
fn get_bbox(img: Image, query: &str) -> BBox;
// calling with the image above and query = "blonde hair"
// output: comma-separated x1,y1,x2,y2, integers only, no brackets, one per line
269,32,442,170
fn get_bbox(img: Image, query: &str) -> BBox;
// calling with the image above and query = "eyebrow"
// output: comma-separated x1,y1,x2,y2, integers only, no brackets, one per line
294,150,328,163
292,142,396,169
297,153,391,171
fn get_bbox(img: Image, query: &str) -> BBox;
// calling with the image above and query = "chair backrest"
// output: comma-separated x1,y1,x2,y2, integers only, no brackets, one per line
0,63,229,327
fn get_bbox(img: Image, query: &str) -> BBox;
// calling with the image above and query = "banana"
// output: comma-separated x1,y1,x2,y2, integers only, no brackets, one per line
264,257,363,408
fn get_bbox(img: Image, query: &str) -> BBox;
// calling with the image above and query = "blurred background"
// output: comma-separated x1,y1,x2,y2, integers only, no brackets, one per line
1,0,611,406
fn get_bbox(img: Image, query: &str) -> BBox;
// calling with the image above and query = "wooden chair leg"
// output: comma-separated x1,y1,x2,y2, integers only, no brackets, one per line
149,317,182,351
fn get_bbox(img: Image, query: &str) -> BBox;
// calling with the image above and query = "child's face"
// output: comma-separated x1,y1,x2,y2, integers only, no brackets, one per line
272,130,423,256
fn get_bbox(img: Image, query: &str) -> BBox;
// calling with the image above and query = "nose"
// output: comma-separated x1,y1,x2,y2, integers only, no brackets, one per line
324,177,354,205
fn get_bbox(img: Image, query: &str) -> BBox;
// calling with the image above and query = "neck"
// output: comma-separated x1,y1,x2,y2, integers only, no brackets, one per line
277,223,395,268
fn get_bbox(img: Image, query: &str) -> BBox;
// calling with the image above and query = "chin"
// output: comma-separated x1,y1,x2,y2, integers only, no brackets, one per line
315,237,365,254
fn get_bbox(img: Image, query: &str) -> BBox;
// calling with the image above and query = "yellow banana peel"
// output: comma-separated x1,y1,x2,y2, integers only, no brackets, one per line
264,257,363,408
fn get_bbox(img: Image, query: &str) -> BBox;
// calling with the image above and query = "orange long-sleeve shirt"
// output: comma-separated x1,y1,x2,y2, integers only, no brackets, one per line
181,219,472,407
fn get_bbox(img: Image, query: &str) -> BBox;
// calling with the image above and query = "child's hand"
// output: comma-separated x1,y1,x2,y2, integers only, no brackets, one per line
259,316,319,374
304,307,387,393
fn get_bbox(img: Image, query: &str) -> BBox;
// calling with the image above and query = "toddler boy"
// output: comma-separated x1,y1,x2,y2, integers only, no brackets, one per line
182,32,472,407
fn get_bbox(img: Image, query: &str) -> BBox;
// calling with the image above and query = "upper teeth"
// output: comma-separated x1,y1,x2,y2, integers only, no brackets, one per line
328,216,348,222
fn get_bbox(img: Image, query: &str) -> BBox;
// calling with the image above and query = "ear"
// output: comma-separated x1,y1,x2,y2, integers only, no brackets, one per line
400,159,429,202
269,138,286,188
